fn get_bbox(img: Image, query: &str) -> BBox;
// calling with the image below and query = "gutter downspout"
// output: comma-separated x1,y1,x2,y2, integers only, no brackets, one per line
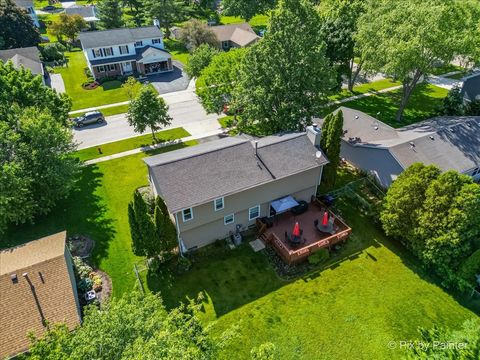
315,165,324,196
174,212,184,256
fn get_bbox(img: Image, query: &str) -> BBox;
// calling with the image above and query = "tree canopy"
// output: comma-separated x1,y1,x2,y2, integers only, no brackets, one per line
23,292,224,360
356,0,480,122
49,13,87,43
184,44,219,78
97,0,124,29
320,110,344,188
0,0,40,49
222,0,276,21
179,19,218,51
380,163,480,288
235,0,335,134
197,48,245,114
127,87,172,141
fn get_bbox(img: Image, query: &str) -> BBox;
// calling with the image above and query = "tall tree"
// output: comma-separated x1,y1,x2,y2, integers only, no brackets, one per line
0,61,71,124
235,0,335,134
197,48,245,114
143,0,183,38
320,110,344,187
24,292,223,359
121,76,142,100
179,19,218,51
154,196,177,256
318,0,366,91
127,87,172,141
49,13,87,43
222,0,276,21
184,44,219,78
0,0,40,49
97,0,124,29
356,0,480,122
0,107,79,234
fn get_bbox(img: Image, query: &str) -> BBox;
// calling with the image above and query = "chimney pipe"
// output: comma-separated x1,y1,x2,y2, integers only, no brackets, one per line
255,141,258,155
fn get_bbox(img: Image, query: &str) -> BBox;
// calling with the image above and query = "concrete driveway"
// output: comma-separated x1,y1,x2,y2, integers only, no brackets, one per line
147,60,190,94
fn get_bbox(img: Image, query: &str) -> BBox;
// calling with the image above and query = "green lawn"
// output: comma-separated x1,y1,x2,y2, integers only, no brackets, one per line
55,50,146,110
164,39,190,65
220,14,269,32
75,127,191,161
325,83,448,128
70,104,130,118
1,141,198,296
431,63,464,76
329,79,401,101
149,197,477,359
38,13,60,42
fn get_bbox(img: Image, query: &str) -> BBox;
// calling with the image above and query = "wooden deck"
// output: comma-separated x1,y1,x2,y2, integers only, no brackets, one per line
257,200,352,265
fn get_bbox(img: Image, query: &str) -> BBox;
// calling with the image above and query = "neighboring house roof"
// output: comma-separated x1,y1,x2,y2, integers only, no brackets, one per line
460,72,480,102
79,26,163,49
0,46,43,76
65,6,99,22
145,133,328,213
0,232,81,359
331,106,480,182
210,23,260,47
14,0,33,8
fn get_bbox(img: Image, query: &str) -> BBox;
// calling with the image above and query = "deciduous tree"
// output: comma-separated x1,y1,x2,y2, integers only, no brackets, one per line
121,76,142,100
235,0,335,133
179,19,218,51
143,0,183,37
356,0,480,122
222,0,276,21
97,0,124,29
127,87,172,141
49,13,87,43
184,44,219,78
197,48,245,114
0,0,40,49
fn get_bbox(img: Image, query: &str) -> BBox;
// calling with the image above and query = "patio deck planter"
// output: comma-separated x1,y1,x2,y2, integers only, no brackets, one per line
257,199,352,265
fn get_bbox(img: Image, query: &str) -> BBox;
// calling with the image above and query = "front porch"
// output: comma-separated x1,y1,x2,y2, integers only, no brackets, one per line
257,199,352,265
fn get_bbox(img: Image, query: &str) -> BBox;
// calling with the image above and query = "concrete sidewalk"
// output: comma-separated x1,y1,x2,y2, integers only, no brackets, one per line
84,129,225,165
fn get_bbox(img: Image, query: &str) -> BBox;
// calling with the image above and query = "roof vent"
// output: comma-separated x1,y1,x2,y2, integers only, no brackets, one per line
467,121,472,127
409,141,415,148
11,274,18,284
429,135,435,140
355,115,359,120
450,127,455,132
373,126,379,131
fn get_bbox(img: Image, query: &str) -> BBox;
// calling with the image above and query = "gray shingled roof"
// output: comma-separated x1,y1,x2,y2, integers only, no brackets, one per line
65,6,99,21
14,0,33,8
79,26,162,49
0,47,42,75
145,134,327,213
460,72,480,102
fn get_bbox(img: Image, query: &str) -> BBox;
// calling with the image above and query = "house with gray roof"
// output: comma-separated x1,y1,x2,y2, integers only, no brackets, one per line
329,106,480,187
460,72,480,103
0,47,44,84
144,129,328,251
79,26,173,80
210,23,260,50
65,6,99,28
14,0,39,27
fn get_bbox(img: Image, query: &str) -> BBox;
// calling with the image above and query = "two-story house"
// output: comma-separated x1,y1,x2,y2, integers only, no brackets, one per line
79,26,173,80
144,128,328,252
14,0,40,27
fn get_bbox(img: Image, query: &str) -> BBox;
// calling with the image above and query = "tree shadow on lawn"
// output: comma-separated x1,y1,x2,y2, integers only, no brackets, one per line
0,165,116,269
101,80,123,91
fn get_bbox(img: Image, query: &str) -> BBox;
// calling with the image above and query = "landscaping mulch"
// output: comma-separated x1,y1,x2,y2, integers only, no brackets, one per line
68,234,95,258
95,269,112,305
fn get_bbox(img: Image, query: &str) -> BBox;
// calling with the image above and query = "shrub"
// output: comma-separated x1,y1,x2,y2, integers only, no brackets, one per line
177,256,191,273
40,43,66,62
73,256,93,280
308,249,330,265
147,256,161,273
78,278,93,293
459,249,480,286
84,67,92,78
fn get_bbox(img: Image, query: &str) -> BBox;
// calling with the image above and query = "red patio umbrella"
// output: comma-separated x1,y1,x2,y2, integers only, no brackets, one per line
292,222,300,237
322,211,329,226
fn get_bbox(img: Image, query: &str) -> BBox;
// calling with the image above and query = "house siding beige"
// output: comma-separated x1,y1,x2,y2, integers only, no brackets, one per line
176,167,322,250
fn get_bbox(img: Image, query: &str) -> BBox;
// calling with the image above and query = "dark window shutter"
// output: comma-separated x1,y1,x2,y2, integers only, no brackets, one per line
110,47,113,56
92,49,96,58
119,46,122,54
126,46,129,54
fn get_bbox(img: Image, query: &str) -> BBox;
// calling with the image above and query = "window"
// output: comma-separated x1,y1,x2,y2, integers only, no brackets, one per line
182,208,193,222
214,197,224,211
134,41,143,47
224,213,234,225
93,48,102,58
249,205,260,221
103,47,113,56
222,41,230,49
119,45,129,54
96,65,105,72
108,64,116,71
152,38,162,44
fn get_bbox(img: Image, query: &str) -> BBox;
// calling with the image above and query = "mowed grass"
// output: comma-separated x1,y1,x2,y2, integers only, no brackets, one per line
1,141,198,296
329,79,401,101
75,127,191,161
151,199,477,359
164,39,190,65
220,14,270,32
324,83,448,128
55,50,142,110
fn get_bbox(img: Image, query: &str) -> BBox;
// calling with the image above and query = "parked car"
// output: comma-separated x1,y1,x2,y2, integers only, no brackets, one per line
72,111,105,128
42,5,56,10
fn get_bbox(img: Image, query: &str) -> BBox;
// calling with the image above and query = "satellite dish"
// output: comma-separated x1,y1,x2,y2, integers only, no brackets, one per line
315,151,322,159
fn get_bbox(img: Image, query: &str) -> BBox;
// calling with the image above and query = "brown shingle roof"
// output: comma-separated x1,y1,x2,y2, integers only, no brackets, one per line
210,23,259,46
0,232,81,359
